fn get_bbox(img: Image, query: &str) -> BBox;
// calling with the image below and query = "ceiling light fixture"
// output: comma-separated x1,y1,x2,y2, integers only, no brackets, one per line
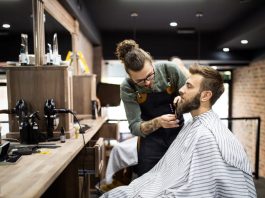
223,48,230,52
177,28,195,34
241,39,248,44
239,0,251,3
2,24,10,29
195,12,203,18
130,12,138,17
170,22,177,27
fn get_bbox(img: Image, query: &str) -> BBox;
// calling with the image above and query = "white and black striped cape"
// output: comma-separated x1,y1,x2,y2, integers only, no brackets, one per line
101,110,256,198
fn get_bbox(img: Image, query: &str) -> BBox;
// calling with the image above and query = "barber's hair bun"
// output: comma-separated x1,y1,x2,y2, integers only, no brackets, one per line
116,39,139,62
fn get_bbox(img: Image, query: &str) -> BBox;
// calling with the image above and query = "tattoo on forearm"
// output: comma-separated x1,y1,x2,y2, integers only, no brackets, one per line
140,118,161,135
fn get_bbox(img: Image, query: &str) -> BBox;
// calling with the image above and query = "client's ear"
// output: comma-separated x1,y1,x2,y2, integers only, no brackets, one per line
201,90,212,102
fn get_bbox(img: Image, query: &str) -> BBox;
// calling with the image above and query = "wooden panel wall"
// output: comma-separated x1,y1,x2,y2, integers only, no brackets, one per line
72,74,96,115
44,0,75,34
6,66,73,135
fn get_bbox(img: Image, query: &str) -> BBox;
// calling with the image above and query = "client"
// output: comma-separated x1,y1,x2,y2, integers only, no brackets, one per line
100,64,256,198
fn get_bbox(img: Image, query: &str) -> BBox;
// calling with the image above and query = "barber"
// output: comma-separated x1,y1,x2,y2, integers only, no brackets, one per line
116,39,187,176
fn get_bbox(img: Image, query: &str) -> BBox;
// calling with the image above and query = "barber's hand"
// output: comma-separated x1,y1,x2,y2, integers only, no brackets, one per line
158,114,179,128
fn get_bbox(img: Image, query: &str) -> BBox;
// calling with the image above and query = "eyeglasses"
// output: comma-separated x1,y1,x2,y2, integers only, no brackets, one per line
134,70,155,86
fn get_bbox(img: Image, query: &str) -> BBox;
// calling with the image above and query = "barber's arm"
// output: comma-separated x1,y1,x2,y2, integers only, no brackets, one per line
166,62,187,89
140,114,179,135
121,83,177,137
121,83,146,137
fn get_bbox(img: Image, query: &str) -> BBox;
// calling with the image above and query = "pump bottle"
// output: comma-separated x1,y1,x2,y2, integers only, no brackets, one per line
60,127,65,143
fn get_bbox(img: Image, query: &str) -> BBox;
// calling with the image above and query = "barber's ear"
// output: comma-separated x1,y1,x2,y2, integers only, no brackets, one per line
201,90,212,102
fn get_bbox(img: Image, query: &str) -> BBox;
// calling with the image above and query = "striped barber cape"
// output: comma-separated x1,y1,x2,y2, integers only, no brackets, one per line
101,110,256,198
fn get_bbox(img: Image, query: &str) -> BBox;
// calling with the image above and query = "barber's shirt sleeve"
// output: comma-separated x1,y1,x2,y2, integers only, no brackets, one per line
165,62,187,89
120,82,146,137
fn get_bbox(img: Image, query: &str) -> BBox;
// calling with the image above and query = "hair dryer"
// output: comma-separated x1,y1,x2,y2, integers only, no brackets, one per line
14,99,28,122
0,99,27,117
44,99,58,138
44,99,73,138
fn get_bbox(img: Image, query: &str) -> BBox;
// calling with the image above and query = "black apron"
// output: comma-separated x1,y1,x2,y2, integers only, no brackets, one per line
134,89,184,176
126,65,185,176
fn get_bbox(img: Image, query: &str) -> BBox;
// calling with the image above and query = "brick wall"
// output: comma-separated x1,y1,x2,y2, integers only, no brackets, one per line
232,120,257,172
233,59,265,177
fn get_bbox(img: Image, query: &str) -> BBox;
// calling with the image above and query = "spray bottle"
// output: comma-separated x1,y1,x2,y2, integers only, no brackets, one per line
60,127,65,143
46,43,53,65
52,33,61,65
19,34,29,66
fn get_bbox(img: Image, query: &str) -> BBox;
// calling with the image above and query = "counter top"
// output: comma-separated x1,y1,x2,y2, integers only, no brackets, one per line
0,116,107,198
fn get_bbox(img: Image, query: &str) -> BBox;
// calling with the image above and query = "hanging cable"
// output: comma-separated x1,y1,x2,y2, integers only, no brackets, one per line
196,12,203,64
131,12,138,40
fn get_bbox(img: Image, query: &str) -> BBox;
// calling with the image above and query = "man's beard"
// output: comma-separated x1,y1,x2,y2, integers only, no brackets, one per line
176,93,201,115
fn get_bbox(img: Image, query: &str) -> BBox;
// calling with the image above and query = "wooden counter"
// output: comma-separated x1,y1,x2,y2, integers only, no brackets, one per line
0,116,107,198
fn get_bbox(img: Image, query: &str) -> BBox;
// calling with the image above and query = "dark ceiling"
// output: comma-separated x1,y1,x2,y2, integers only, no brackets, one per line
81,0,265,62
1,0,265,63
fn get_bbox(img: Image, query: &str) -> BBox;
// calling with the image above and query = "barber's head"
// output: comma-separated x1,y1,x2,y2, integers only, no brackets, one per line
176,64,224,115
116,40,154,88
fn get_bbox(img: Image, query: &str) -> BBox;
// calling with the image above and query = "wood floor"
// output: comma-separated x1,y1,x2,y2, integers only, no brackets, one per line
255,177,265,198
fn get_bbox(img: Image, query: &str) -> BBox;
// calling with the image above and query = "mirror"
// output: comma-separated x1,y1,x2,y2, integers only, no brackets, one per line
0,1,72,64
44,10,72,62
0,1,33,62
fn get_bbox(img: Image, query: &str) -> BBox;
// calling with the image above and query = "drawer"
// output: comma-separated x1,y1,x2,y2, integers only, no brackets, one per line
78,137,105,177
